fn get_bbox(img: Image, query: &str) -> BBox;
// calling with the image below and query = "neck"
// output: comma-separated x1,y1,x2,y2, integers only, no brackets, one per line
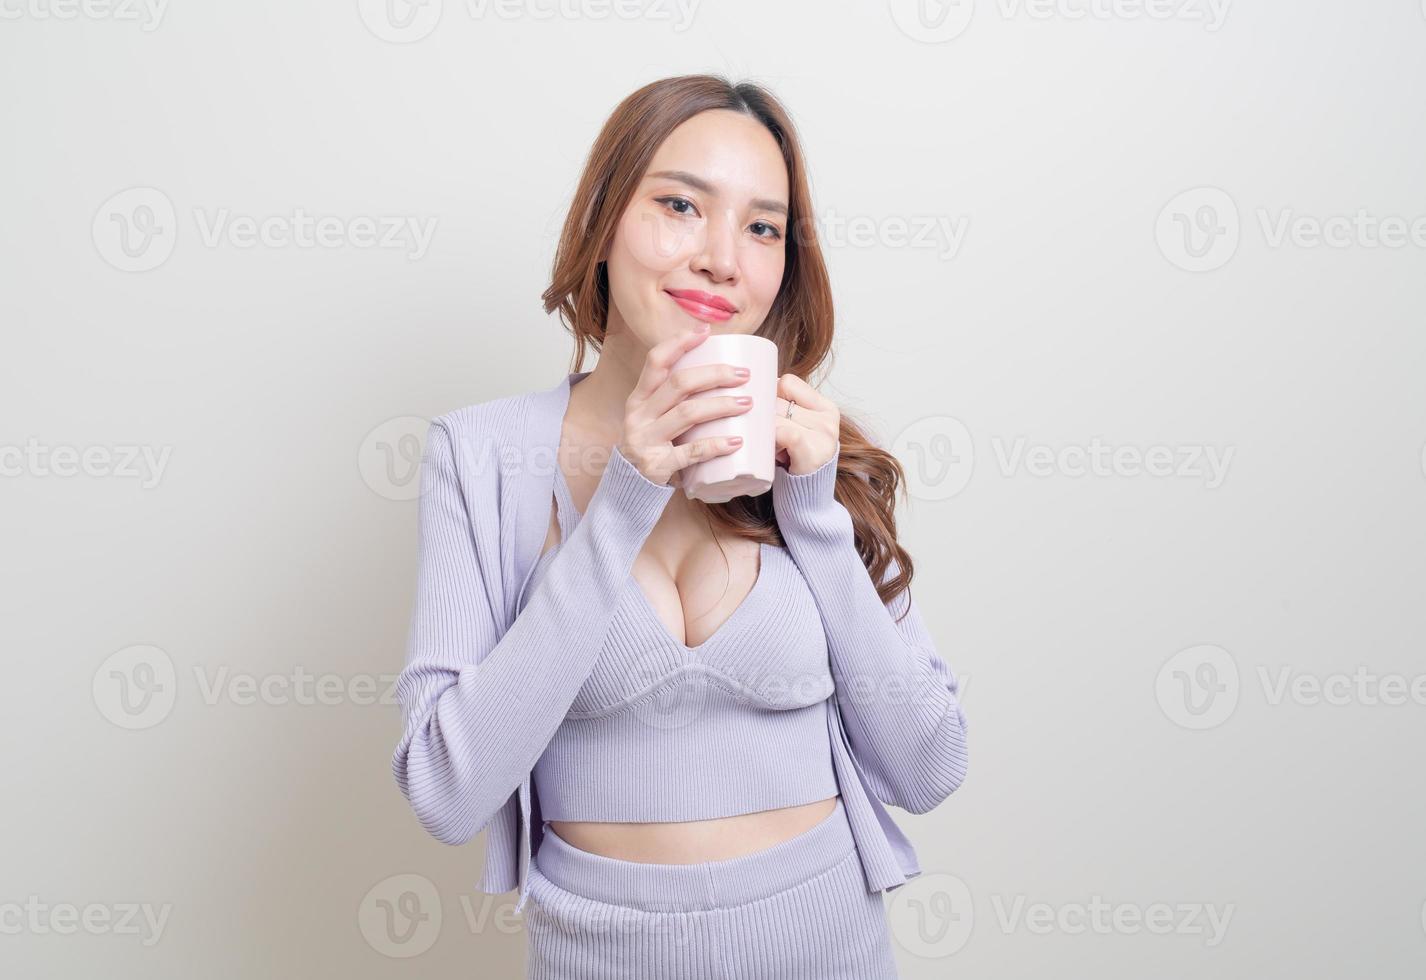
567,330,653,440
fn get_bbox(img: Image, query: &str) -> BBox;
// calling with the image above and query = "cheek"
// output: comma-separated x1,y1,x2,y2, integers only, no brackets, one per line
744,250,786,310
618,207,692,273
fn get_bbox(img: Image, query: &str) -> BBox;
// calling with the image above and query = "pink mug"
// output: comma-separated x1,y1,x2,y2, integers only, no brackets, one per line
671,333,779,503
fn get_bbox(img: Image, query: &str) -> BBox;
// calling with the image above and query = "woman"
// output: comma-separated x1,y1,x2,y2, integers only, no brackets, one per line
392,74,968,979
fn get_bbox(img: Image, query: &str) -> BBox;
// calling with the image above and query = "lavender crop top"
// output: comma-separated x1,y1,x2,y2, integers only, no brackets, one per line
517,462,839,823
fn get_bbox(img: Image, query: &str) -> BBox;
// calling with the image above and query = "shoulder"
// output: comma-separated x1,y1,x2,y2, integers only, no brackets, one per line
425,387,543,482
431,388,534,446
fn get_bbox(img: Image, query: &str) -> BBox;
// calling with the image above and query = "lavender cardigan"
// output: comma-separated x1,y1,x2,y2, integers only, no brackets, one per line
391,369,969,912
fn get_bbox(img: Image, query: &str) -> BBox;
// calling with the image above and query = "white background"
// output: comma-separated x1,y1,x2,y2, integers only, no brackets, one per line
2,0,1424,976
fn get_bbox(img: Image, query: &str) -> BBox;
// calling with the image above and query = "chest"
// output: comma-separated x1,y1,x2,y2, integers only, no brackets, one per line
544,456,773,649
519,474,833,718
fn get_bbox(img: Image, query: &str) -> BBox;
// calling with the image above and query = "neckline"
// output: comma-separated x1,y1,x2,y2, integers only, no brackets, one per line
551,459,581,542
551,463,773,655
628,541,773,656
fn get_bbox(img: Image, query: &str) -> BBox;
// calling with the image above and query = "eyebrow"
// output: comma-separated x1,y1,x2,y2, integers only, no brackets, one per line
645,169,789,217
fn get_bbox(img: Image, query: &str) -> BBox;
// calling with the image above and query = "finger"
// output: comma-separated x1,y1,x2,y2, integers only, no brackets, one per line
671,434,743,473
656,391,753,445
777,373,835,413
772,417,811,461
647,361,747,425
773,395,811,426
773,413,808,444
634,326,712,402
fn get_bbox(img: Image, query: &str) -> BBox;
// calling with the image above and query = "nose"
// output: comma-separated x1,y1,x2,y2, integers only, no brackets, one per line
691,207,739,283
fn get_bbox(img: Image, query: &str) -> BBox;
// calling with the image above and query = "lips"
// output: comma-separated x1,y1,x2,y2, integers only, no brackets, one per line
665,289,737,322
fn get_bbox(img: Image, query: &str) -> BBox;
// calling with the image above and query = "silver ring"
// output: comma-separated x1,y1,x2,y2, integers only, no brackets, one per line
785,401,795,419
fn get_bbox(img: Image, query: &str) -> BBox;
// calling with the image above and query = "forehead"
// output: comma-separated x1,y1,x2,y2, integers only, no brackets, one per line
644,110,789,203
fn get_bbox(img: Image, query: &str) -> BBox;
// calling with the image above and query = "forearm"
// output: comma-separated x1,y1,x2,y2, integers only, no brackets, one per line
392,428,674,844
772,450,968,812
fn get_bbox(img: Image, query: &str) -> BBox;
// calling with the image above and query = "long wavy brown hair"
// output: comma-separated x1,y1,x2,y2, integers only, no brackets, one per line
541,74,916,616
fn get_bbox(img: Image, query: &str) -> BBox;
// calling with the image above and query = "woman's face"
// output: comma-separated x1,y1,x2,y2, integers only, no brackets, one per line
603,109,789,349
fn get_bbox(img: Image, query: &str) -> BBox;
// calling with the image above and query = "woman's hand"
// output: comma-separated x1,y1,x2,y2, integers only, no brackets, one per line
774,374,840,475
616,325,754,486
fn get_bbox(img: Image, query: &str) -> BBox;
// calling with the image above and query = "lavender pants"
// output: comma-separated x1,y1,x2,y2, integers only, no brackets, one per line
523,797,901,979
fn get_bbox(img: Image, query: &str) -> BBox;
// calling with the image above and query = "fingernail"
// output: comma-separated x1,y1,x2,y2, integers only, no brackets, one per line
729,436,744,445
735,396,752,405
734,367,750,378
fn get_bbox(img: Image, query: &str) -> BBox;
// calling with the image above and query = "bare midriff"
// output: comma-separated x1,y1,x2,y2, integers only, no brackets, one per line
547,795,840,863
541,459,840,864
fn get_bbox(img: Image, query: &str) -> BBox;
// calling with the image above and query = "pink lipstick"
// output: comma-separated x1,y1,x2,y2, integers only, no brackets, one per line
665,289,736,322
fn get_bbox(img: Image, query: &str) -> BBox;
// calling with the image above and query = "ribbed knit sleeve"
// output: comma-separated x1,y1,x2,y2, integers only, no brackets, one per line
392,418,675,845
771,446,968,814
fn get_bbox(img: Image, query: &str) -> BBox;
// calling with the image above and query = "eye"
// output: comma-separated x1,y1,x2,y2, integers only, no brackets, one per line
656,195,699,217
751,221,783,242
